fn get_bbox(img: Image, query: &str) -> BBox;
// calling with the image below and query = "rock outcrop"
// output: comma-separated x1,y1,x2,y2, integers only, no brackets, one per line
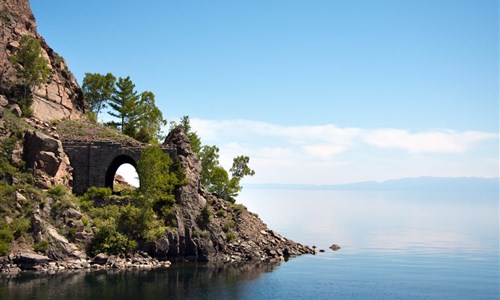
23,130,72,189
0,0,85,121
161,128,313,262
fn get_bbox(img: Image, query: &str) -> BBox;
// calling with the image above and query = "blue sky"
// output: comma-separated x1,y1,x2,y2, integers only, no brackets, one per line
31,0,498,184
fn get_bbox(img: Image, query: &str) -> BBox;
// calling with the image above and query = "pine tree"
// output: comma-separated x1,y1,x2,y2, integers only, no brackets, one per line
108,76,139,132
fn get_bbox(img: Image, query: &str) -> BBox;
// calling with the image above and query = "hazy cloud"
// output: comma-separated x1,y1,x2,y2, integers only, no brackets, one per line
188,118,498,184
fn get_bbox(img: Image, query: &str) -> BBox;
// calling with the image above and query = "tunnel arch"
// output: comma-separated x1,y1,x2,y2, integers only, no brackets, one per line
105,154,138,190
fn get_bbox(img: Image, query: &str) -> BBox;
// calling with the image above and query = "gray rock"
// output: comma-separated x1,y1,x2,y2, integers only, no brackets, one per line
92,253,109,265
14,253,50,270
9,104,22,117
0,95,8,107
330,244,341,251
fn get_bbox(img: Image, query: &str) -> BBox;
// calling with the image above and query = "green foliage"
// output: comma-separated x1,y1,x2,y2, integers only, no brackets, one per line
173,116,202,155
82,72,116,119
133,91,166,143
226,231,236,243
216,209,226,217
47,184,67,198
230,156,256,179
0,228,14,243
0,241,9,256
199,146,254,202
33,240,49,253
10,217,31,238
193,228,209,238
198,204,211,226
108,76,140,132
137,145,179,204
89,219,137,256
10,35,50,115
222,218,234,233
229,203,245,214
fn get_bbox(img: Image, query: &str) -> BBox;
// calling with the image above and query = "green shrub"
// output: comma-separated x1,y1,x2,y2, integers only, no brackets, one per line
215,209,226,217
89,220,137,256
193,228,209,238
223,219,234,233
47,185,67,198
0,228,14,243
229,203,245,214
33,240,49,253
198,205,211,225
226,231,236,243
82,187,112,202
0,241,9,256
10,218,31,238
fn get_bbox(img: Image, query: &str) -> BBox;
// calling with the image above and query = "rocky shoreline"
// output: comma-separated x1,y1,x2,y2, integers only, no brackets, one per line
1,252,172,274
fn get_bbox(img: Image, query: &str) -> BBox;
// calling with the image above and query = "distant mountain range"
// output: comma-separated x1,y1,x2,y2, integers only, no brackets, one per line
245,177,499,191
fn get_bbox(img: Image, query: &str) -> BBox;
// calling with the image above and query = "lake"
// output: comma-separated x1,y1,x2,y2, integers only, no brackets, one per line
1,188,498,299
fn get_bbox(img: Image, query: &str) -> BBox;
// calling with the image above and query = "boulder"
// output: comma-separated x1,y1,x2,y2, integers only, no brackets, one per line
330,244,341,251
0,95,8,107
14,253,50,270
92,253,109,265
9,104,22,117
23,130,72,188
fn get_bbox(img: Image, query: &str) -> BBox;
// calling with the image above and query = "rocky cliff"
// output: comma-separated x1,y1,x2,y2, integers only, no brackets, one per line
159,128,312,262
0,0,85,121
0,0,312,272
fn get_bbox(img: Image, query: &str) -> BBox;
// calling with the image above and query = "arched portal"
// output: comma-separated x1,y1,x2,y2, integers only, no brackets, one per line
105,155,138,190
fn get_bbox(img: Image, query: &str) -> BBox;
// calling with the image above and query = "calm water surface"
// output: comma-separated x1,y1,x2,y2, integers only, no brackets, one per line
1,189,498,299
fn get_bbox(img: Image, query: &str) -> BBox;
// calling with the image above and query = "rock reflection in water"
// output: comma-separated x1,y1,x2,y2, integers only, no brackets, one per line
0,260,282,299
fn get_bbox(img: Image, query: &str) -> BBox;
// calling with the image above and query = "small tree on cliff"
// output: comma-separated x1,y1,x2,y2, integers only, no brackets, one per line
175,115,201,155
199,145,255,202
82,72,116,120
108,76,139,132
10,35,50,116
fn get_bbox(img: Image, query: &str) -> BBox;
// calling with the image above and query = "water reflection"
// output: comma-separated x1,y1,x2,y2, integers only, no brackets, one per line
0,261,283,300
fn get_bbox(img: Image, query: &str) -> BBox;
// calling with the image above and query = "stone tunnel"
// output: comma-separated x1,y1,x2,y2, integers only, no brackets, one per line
62,141,176,195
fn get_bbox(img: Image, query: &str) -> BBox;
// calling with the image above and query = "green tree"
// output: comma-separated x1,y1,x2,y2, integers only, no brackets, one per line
134,91,166,143
199,146,255,202
108,76,139,132
10,35,50,115
137,145,179,206
230,156,255,179
82,72,116,119
200,145,220,188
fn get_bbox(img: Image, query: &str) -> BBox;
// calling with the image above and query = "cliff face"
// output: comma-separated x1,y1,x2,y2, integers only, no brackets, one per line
161,128,313,262
0,0,85,121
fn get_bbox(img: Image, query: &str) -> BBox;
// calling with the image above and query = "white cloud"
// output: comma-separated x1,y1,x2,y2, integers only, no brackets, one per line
188,118,498,184
363,129,498,154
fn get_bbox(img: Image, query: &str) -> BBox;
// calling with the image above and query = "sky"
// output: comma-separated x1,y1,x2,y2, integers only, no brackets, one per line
30,0,498,185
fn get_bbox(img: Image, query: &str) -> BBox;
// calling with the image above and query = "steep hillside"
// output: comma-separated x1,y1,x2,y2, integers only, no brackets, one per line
0,0,85,121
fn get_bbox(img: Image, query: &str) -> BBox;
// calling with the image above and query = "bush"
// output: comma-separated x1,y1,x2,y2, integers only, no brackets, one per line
89,220,137,256
0,228,14,243
215,209,226,217
47,185,67,198
223,219,234,233
0,241,9,256
82,187,112,203
33,240,49,253
229,203,245,214
198,205,211,226
10,218,31,238
226,231,236,243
